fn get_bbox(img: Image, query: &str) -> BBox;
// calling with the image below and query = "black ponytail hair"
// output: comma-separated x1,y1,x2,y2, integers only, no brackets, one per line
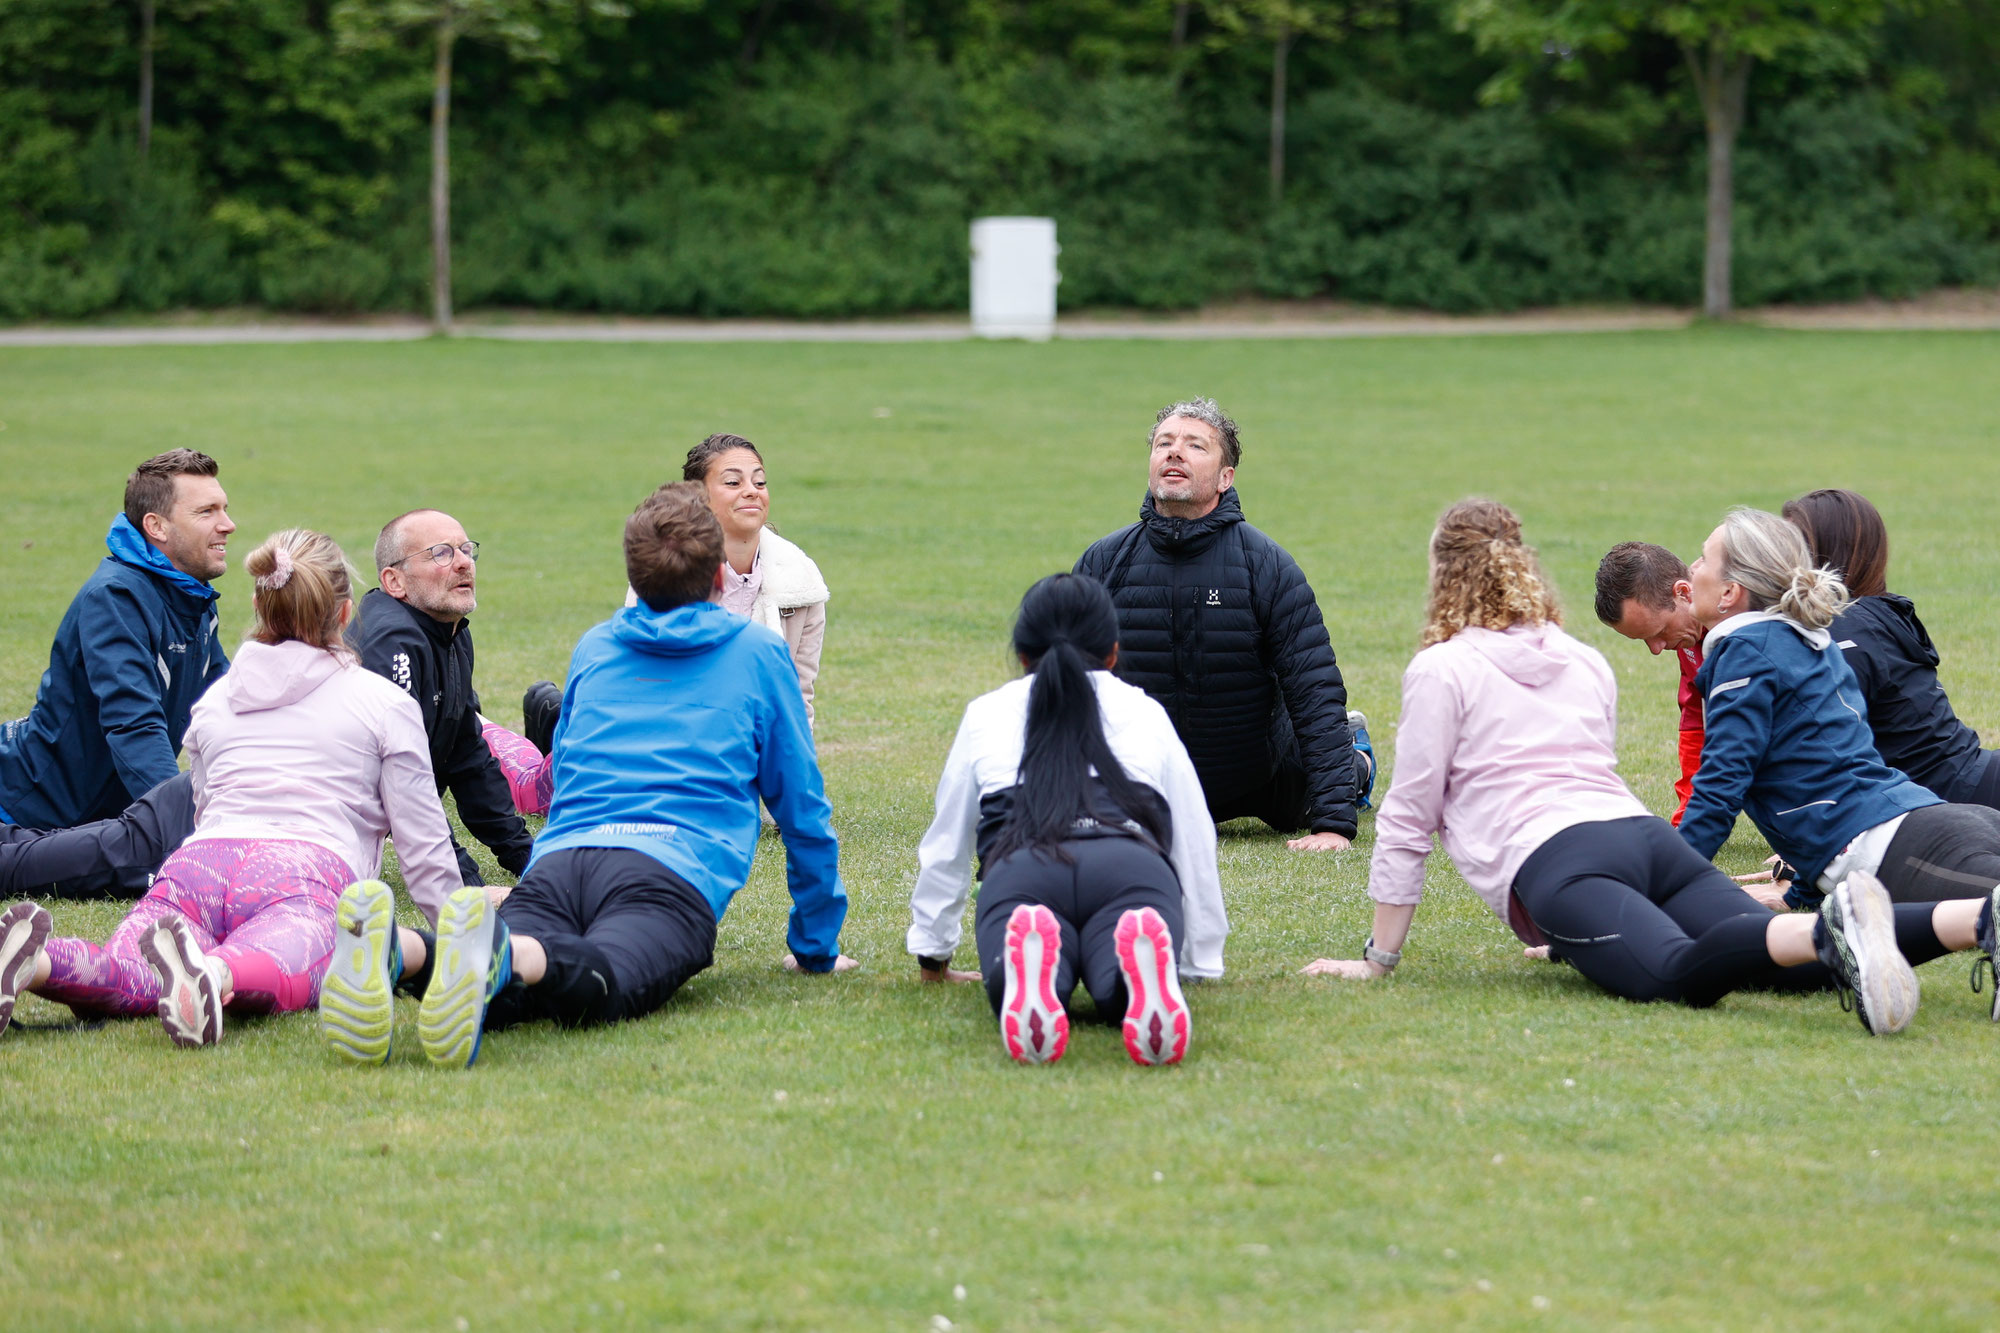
987,573,1170,864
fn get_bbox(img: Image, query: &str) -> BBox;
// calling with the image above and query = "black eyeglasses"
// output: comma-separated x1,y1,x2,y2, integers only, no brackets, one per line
398,541,480,567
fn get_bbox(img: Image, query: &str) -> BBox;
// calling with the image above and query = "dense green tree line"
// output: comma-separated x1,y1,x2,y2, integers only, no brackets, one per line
3,0,1996,320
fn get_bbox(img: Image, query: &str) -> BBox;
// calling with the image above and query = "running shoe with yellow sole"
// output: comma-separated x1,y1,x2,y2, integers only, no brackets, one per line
321,879,401,1066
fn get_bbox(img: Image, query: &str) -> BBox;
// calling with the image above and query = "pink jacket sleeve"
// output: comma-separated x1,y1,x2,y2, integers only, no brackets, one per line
1366,656,1463,906
376,691,463,925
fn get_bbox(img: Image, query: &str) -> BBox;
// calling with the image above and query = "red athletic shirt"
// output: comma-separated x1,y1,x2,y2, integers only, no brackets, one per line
1671,645,1705,826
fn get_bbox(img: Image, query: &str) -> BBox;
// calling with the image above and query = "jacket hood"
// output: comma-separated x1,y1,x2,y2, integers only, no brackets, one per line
1705,609,1832,653
105,514,219,604
1140,487,1244,554
611,599,751,655
223,638,347,711
1848,594,1937,667
1457,622,1571,687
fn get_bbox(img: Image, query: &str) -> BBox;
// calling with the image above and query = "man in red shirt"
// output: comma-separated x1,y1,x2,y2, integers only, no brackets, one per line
1594,542,1706,826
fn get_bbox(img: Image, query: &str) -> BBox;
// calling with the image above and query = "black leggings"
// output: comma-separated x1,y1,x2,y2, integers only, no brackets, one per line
0,771,195,899
974,836,1182,1020
1875,802,2000,902
489,847,718,1030
1515,817,1949,1009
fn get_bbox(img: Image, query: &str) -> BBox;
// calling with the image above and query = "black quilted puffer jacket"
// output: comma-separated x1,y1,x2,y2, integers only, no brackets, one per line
1074,489,1358,838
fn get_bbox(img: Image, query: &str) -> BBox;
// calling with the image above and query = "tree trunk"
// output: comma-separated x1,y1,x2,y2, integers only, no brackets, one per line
1685,42,1753,320
1170,1,1191,52
431,19,454,333
1269,28,1292,206
137,0,155,164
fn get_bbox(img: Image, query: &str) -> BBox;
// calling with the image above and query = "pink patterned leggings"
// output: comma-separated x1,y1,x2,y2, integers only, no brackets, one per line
37,837,350,1019
482,720,553,816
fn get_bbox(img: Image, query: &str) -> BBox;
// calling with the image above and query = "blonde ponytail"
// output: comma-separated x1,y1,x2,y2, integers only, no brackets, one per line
1717,508,1849,630
246,529,355,653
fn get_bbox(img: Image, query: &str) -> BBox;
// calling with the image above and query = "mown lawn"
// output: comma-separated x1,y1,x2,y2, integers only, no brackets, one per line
1,328,1997,1329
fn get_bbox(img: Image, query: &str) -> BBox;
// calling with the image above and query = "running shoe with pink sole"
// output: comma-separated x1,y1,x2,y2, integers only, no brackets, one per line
0,901,53,1039
1115,906,1189,1066
140,914,226,1048
1000,903,1069,1064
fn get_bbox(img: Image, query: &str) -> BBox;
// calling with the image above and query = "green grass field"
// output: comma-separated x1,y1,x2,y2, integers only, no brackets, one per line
2,329,1998,1329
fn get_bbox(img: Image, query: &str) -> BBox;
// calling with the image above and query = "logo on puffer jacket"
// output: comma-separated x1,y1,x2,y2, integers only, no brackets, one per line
389,652,412,692
1205,588,1221,606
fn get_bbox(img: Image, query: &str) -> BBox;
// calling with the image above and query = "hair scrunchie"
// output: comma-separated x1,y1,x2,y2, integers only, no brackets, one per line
257,546,295,591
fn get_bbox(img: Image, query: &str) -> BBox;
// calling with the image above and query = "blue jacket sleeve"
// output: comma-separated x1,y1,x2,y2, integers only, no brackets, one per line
79,582,185,800
1677,639,1778,862
755,644,846,970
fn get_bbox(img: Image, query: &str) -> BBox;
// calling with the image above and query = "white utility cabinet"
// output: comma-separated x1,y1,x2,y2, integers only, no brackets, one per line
970,217,1059,340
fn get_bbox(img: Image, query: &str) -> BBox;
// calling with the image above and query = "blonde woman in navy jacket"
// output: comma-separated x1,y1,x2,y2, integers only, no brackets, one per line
1682,508,2000,910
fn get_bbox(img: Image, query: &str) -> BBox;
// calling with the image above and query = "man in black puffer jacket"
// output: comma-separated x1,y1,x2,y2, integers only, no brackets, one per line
1075,398,1372,850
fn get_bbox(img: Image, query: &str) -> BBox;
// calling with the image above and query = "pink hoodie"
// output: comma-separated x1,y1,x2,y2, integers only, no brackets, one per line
1368,622,1650,939
181,638,461,924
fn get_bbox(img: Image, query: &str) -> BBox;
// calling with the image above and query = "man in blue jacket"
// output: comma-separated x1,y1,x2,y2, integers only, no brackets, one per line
350,481,854,1069
0,450,232,833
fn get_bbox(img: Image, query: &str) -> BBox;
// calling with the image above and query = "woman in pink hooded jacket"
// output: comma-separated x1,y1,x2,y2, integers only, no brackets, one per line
0,528,462,1048
1303,499,2000,1038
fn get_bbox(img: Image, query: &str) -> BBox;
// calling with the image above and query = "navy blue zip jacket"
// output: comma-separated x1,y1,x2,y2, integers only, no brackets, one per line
0,516,228,828
1679,610,1940,907
531,600,846,970
1073,489,1358,838
1832,594,1990,803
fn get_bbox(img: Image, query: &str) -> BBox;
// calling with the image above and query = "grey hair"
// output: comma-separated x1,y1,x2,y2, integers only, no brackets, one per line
1150,397,1241,469
1717,507,1850,630
373,508,445,576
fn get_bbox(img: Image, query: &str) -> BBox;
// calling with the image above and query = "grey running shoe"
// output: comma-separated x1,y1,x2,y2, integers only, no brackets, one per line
1815,872,1917,1036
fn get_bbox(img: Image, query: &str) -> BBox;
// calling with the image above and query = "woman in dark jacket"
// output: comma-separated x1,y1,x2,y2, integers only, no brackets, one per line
1783,488,1999,810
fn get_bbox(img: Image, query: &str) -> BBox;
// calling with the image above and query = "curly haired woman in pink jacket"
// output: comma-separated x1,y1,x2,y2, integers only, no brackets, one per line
1302,498,2000,1037
0,529,461,1048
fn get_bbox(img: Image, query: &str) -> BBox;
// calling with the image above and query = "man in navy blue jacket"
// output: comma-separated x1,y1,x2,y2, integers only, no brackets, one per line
349,481,854,1069
0,451,232,833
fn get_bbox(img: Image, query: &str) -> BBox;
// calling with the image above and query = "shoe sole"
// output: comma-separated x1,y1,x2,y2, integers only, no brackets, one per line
1841,872,1918,1036
0,902,53,1039
1116,907,1190,1066
140,916,223,1048
321,880,397,1066
1000,904,1068,1065
419,888,495,1069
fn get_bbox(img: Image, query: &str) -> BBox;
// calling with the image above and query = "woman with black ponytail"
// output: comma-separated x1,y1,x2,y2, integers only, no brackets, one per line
908,574,1226,1066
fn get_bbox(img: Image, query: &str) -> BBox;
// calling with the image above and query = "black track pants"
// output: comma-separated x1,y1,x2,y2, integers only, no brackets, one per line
974,836,1182,1020
488,847,717,1031
1515,816,1951,1008
1875,802,2000,903
1207,748,1371,835
0,771,195,899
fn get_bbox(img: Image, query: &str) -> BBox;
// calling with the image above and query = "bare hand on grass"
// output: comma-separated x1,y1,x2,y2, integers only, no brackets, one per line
1299,957,1385,979
1286,832,1352,852
918,964,982,983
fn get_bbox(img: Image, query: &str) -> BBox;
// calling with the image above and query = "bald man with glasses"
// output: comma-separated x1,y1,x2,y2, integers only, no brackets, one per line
348,509,533,887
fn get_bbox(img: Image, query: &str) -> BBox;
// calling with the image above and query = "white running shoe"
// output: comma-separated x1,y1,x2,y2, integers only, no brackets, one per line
1816,872,1918,1036
999,904,1068,1065
1115,906,1190,1066
141,914,226,1048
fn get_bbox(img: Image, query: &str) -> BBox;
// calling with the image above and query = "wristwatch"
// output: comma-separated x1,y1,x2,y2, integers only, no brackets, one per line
1362,936,1402,971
